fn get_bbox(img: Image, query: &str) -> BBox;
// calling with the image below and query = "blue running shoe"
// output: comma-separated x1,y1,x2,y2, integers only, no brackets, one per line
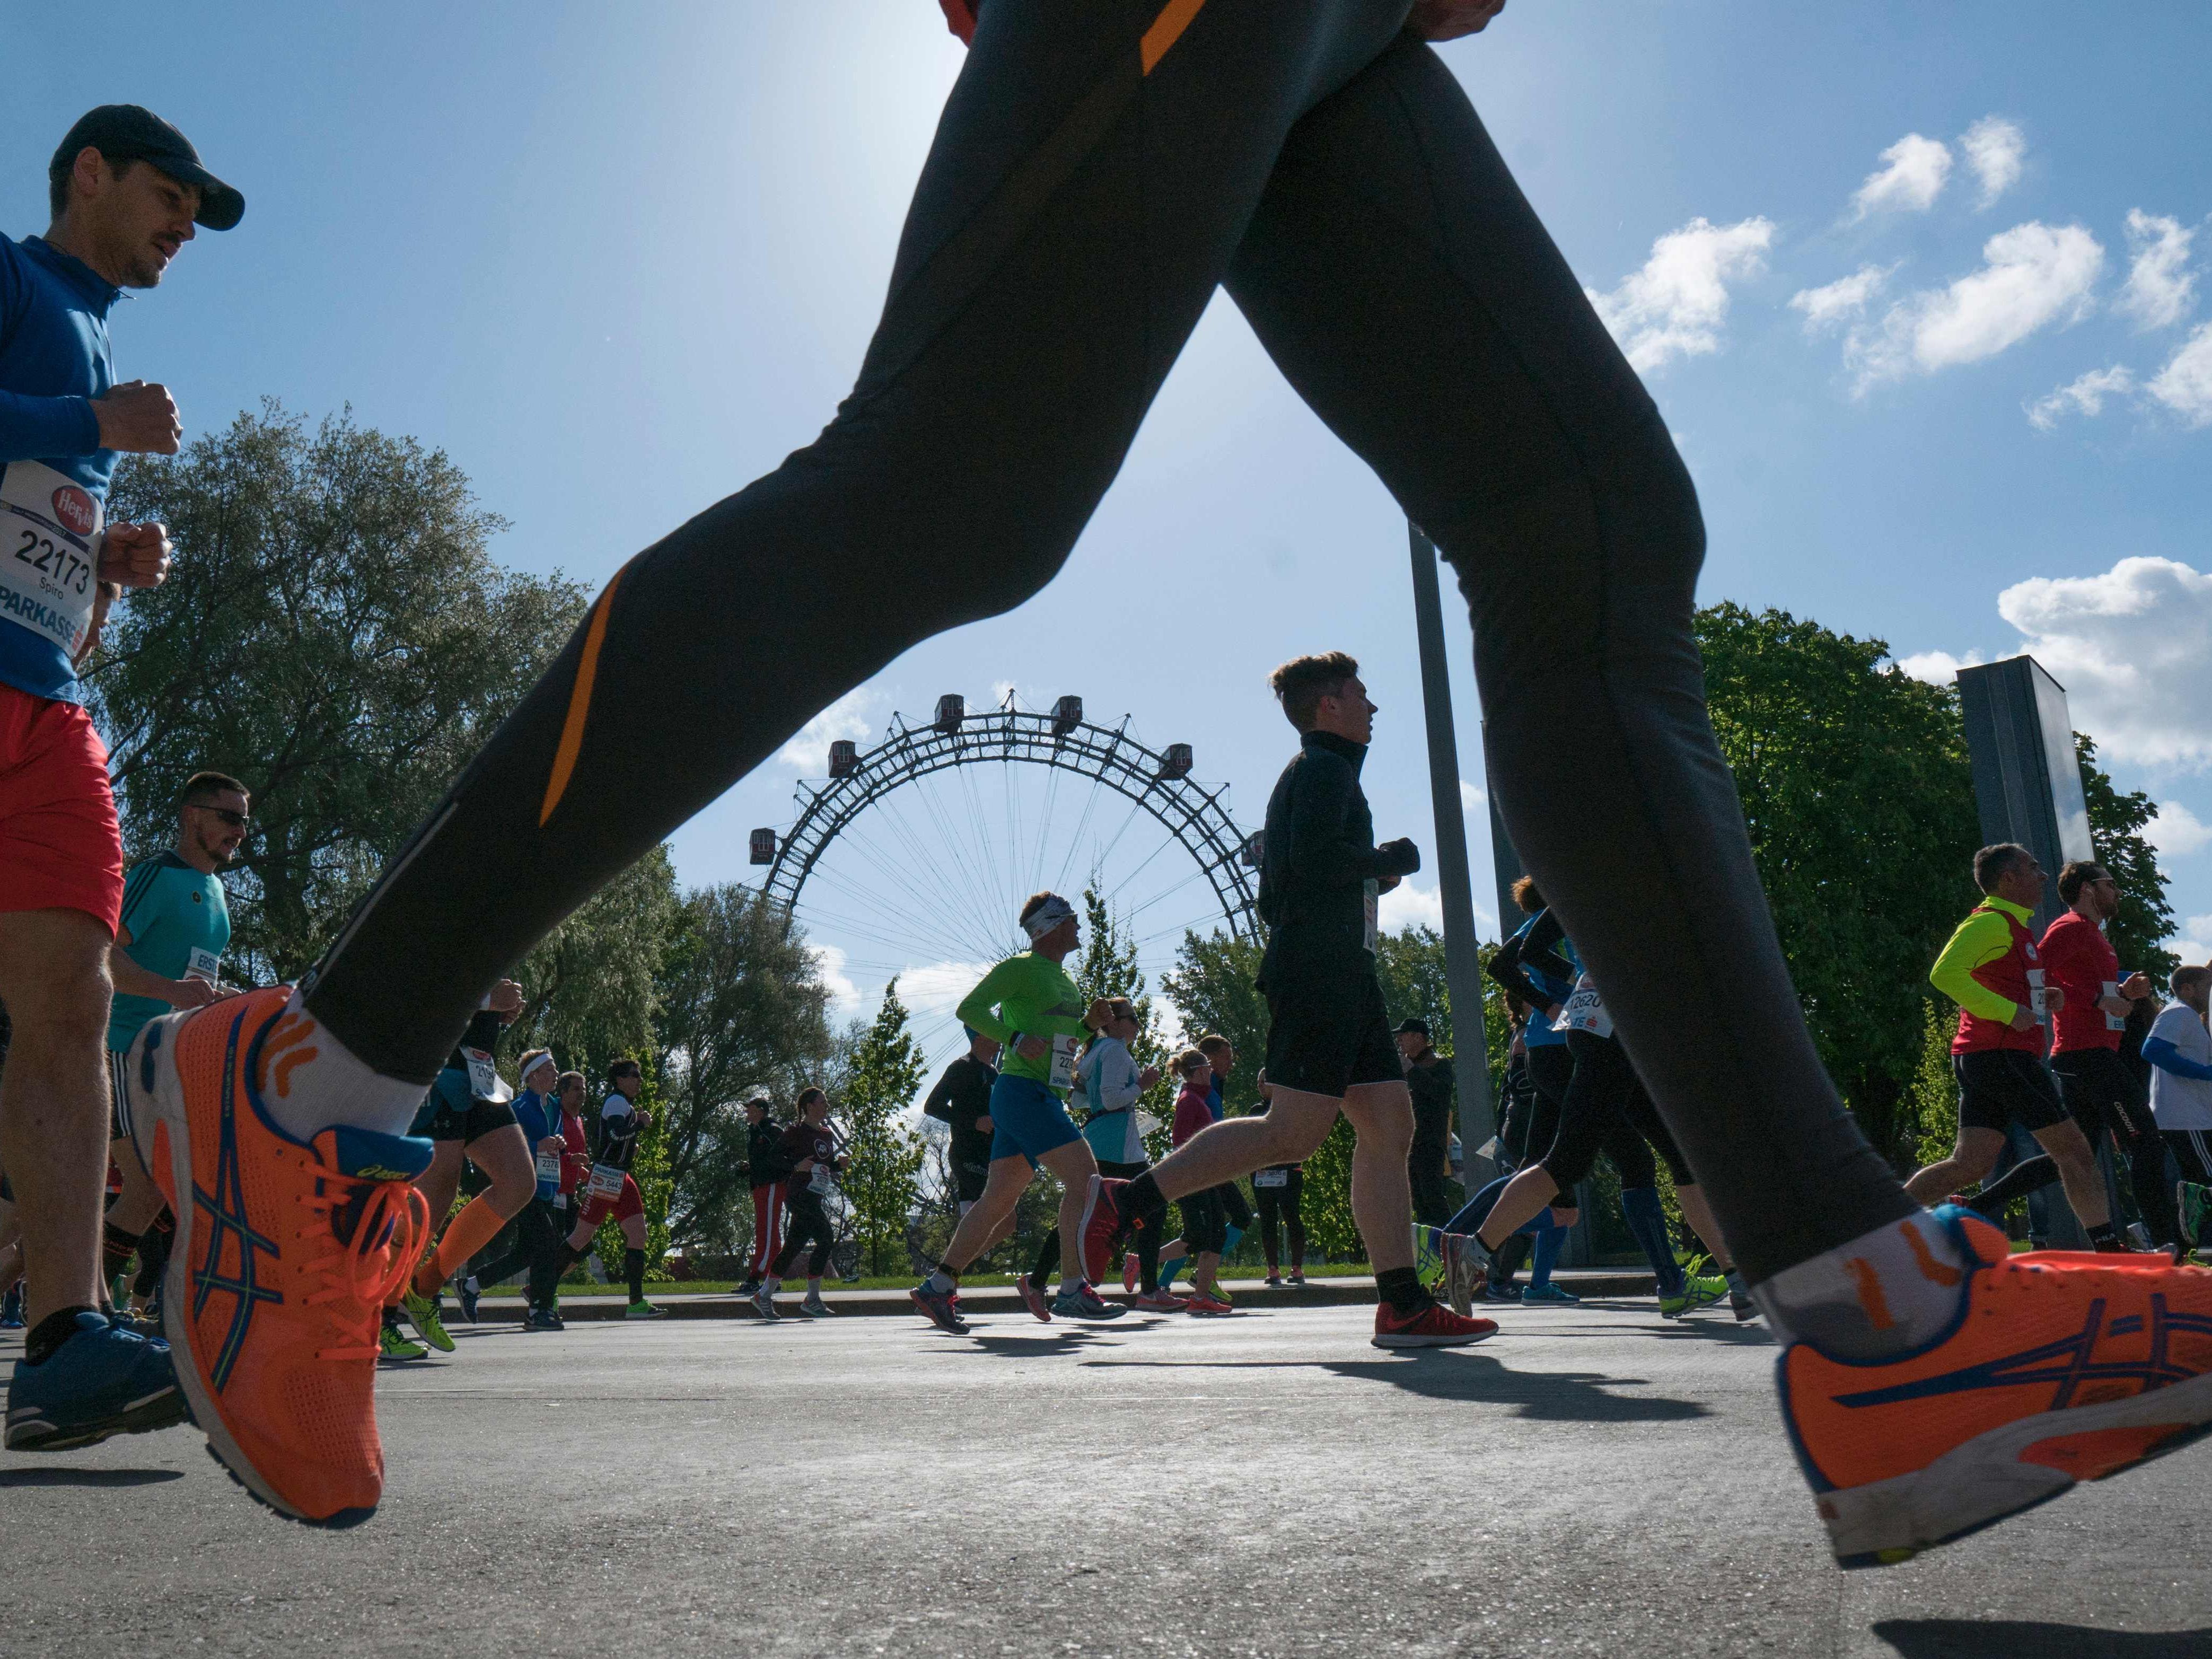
910,1279,969,1334
6,1311,189,1451
455,1275,481,1324
0,1285,23,1329
1052,1283,1127,1321
1521,1281,1581,1305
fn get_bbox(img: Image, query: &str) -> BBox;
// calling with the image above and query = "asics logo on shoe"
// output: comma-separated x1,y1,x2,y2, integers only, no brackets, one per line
137,1019,165,1093
192,1005,284,1392
1834,1295,2212,1414
257,1011,320,1099
353,1164,412,1182
1903,1224,1964,1287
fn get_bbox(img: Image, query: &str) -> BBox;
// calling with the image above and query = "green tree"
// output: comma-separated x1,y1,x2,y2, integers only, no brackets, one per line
651,884,833,1251
1074,886,1173,1125
836,979,929,1276
510,847,680,1082
2077,733,2178,986
1697,602,1981,1162
90,402,586,981
1161,930,1267,1115
1373,926,1451,1044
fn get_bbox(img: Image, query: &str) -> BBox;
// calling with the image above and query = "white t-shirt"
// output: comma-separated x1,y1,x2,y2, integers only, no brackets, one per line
2148,1002,2212,1130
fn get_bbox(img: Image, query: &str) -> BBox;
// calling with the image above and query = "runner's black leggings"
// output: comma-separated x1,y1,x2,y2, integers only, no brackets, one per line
772,1191,835,1279
1254,1169,1306,1271
300,0,1910,1283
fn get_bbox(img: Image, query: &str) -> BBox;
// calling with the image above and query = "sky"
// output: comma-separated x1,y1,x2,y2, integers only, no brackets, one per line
12,2,2212,1056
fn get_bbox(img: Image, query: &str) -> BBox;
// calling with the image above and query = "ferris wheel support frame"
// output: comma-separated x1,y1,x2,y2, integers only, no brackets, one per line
759,700,1259,941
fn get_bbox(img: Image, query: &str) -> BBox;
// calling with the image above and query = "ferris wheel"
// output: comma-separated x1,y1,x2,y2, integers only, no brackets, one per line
750,691,1260,1067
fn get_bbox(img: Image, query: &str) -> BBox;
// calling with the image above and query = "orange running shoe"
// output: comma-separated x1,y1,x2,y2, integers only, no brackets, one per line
123,987,431,1526
1780,1206,2212,1568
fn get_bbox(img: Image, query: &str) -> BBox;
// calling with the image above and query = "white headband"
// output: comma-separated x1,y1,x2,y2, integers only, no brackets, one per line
1022,896,1076,941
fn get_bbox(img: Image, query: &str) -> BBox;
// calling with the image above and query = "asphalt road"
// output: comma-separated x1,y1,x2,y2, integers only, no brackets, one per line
4,1299,2210,1658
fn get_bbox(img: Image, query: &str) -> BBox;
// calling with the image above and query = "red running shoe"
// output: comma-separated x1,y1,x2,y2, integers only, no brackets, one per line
1184,1291,1234,1315
1018,1278,1054,1322
1122,1251,1140,1294
1373,1300,1498,1348
1783,1207,2212,1566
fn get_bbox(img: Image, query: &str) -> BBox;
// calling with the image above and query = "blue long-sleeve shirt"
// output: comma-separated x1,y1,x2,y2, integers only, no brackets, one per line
1,234,121,704
512,1089,563,1200
2144,1036,2212,1082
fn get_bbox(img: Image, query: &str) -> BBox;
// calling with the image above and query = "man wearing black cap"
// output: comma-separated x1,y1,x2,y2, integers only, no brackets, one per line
1395,1019,1456,1230
0,105,240,1455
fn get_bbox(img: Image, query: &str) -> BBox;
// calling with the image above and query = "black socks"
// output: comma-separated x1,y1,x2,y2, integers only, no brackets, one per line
25,1306,97,1366
102,1221,141,1277
625,1247,645,1303
1375,1266,1429,1317
1122,1171,1166,1223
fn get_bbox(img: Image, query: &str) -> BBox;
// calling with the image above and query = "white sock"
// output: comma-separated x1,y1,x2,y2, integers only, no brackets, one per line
1061,1275,1086,1298
763,1277,781,1295
1751,1210,1972,1359
807,1277,822,1296
254,989,429,1142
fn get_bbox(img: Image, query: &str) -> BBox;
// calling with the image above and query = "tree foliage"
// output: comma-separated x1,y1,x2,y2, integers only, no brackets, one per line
652,884,834,1250
1696,602,1981,1161
835,979,929,1276
2077,733,2178,986
91,402,586,982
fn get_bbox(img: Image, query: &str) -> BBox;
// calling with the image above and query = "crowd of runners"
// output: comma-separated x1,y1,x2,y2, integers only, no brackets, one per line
14,0,2212,1577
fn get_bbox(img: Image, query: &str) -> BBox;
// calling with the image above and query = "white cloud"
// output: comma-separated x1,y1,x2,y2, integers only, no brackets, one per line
894,958,998,1031
1586,216,1775,372
1847,222,2103,391
2172,914,2212,965
1789,264,1894,332
2026,364,2137,430
1460,779,1485,816
1996,556,2212,767
1894,649,1983,684
2148,802,2212,857
1379,879,1446,935
1850,133,1952,220
808,943,864,1019
2147,321,2212,427
1960,116,2026,207
2117,209,2197,330
776,689,875,771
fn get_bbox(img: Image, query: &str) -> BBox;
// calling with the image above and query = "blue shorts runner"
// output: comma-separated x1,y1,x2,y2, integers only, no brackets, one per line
988,1073,1082,1166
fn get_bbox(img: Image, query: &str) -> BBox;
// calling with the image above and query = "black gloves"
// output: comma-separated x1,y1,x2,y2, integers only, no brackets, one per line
1377,838,1422,877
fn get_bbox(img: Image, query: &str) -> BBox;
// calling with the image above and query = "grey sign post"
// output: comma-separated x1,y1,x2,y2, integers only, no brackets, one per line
1954,654,2100,1247
1406,524,1497,1188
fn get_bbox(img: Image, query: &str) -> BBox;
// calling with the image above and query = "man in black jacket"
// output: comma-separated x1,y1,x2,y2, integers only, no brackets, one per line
921,1031,1000,1221
1397,1019,1457,1228
1085,652,1493,1349
739,1097,793,1297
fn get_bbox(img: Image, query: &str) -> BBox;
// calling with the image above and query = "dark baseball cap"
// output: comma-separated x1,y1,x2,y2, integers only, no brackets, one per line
1393,1017,1430,1039
49,105,243,231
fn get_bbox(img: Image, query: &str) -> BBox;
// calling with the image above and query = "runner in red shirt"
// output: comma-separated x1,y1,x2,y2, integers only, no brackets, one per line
1959,862,2167,1250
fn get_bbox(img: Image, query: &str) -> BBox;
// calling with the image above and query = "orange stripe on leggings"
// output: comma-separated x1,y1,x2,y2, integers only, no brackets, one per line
1140,0,1206,74
539,568,625,826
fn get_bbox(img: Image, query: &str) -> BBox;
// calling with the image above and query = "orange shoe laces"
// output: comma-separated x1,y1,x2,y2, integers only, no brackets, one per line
294,1160,429,1363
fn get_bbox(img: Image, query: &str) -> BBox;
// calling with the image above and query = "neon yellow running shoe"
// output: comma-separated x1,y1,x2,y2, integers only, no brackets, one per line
402,1288,455,1352
379,1316,427,1362
1660,1274,1731,1318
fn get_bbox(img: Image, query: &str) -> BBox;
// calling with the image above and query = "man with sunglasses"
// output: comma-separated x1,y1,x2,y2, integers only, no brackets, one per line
98,772,250,1301
3,106,242,1452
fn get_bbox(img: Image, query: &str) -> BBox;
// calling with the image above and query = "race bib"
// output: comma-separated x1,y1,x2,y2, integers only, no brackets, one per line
1134,1110,1162,1137
2104,979,2126,1033
463,1047,498,1099
534,1149,562,1186
1254,1168,1289,1189
1553,975,1613,1040
0,460,101,659
1048,1033,1081,1090
809,1162,834,1196
185,946,222,984
2026,968,2048,1021
1362,879,1380,953
587,1163,625,1200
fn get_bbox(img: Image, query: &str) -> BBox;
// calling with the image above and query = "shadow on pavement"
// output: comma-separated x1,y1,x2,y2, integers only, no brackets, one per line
1089,1353,1709,1421
1873,1620,2212,1658
0,1468,183,1488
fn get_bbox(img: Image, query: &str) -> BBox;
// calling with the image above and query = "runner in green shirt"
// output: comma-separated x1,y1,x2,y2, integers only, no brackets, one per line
909,892,1118,1330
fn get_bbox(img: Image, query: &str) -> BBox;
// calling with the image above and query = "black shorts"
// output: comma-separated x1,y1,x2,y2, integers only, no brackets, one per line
411,1092,520,1144
2049,1046,2156,1146
1953,1049,2067,1135
950,1132,994,1204
1179,1187,1228,1256
1263,972,1401,1100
